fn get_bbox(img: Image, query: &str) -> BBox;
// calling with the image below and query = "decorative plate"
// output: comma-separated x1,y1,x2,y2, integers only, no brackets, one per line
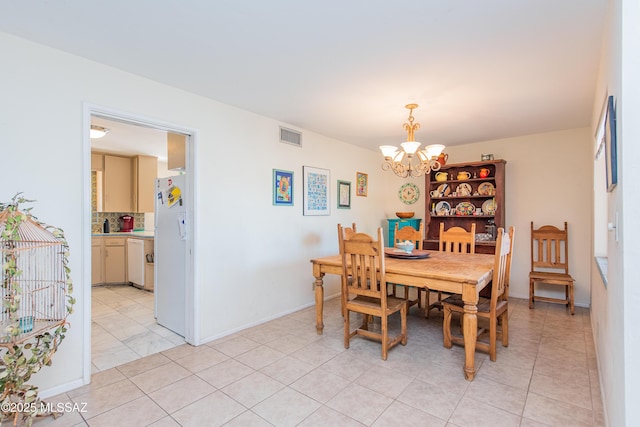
455,202,475,216
478,182,495,196
482,199,497,215
456,183,472,196
436,183,451,197
399,183,420,204
435,201,451,216
385,248,431,259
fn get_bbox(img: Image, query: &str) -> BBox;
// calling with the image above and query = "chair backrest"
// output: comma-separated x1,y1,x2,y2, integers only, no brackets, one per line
439,223,476,254
337,223,357,252
394,222,424,250
490,226,514,308
338,226,387,304
530,222,569,274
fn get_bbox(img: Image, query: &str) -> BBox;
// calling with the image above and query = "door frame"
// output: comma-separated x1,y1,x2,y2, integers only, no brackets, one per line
82,103,198,384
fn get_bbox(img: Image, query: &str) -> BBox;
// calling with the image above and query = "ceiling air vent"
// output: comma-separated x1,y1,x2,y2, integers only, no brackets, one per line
280,126,302,147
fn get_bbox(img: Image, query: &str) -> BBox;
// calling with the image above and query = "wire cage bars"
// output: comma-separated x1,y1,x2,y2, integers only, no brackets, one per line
0,209,69,345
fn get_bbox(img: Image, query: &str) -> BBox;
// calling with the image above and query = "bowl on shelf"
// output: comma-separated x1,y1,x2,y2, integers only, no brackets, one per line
396,241,415,253
396,212,415,218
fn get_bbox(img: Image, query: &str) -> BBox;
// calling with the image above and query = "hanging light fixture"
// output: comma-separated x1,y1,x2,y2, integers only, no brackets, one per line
90,125,110,139
379,104,445,178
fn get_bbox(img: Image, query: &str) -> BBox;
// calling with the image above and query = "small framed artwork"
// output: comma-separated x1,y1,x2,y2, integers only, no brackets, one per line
356,172,368,197
273,169,293,206
605,95,618,192
337,180,351,209
303,166,330,216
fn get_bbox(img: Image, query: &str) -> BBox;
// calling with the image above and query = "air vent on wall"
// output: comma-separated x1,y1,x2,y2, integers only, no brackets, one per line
280,126,302,147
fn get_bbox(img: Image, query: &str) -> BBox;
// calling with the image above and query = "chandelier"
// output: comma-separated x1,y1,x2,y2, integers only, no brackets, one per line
379,104,445,178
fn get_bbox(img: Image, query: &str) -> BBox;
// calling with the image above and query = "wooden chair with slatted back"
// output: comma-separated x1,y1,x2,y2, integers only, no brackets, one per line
389,222,424,307
338,226,408,360
425,223,476,317
529,221,575,315
442,226,514,361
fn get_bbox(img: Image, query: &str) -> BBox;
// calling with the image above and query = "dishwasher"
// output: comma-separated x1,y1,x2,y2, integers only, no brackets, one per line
127,238,145,288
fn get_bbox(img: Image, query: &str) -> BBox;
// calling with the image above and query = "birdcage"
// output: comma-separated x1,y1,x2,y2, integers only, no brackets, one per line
0,209,70,346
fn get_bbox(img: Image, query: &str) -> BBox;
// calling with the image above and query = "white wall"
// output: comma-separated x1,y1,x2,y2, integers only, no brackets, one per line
589,0,640,425
0,33,410,394
443,128,593,306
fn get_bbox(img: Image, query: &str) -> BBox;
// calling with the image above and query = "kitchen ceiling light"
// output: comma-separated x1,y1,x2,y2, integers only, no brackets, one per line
90,125,110,139
379,104,445,178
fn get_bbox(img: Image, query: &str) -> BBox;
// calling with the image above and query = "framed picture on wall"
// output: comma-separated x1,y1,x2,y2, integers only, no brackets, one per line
273,169,293,206
605,95,618,192
303,166,330,216
337,180,351,209
356,172,368,197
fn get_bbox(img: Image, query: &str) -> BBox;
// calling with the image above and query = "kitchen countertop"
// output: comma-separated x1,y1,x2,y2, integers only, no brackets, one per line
92,230,155,238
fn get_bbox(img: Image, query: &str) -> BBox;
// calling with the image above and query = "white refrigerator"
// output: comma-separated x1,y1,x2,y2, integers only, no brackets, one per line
155,175,187,337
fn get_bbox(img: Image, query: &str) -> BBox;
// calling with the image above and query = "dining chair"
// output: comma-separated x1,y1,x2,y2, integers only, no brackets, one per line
338,226,408,360
390,222,424,308
529,221,575,315
337,223,357,252
425,223,476,317
442,226,514,362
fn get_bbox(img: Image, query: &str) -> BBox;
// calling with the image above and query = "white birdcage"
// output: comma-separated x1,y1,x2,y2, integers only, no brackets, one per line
0,209,70,345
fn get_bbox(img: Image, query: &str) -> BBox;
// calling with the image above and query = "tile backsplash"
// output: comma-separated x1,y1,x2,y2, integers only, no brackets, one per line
92,212,145,233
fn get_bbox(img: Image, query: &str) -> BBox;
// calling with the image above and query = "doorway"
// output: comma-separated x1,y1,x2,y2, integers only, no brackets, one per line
84,105,197,380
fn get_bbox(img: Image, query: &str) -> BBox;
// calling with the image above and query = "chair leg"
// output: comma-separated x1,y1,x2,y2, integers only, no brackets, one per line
501,310,509,347
381,313,388,361
401,303,408,345
529,279,534,309
569,282,575,315
425,289,431,318
344,310,350,349
443,305,453,349
489,316,497,362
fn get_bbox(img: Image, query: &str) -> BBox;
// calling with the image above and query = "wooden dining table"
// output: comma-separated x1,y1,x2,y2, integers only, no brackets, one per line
310,249,495,381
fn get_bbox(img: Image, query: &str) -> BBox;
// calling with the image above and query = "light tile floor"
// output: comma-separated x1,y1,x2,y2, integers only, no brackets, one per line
91,285,185,372
35,294,605,426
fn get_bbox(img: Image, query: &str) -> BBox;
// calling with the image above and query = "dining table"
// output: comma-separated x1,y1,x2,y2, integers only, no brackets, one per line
310,248,495,381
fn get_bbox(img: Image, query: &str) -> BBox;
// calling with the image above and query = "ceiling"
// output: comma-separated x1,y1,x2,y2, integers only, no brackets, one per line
0,0,607,155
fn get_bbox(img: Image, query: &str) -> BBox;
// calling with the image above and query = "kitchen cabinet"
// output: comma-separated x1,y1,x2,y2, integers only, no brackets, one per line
91,153,104,171
167,132,186,171
133,155,158,213
91,238,104,285
424,159,506,254
104,237,127,283
387,218,422,248
103,155,133,212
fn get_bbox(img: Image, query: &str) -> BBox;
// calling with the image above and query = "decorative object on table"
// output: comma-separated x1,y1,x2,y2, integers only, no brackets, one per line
384,248,431,259
395,211,415,218
303,166,330,216
604,95,617,191
379,104,445,178
0,194,75,425
480,153,494,161
395,240,415,253
272,169,294,206
456,171,471,181
355,172,368,196
398,182,419,204
435,171,448,182
337,180,351,209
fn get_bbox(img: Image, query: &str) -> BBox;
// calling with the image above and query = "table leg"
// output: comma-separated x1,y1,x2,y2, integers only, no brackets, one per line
314,273,325,334
462,302,478,380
